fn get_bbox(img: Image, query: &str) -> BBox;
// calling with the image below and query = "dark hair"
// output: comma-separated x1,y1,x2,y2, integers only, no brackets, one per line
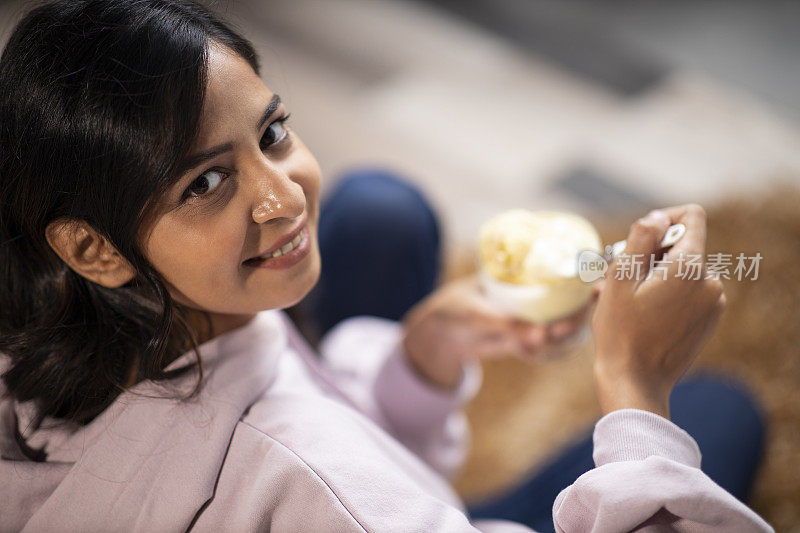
0,0,260,451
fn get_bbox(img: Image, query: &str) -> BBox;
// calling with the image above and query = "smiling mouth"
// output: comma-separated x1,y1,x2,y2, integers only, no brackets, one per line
242,214,308,266
243,230,304,265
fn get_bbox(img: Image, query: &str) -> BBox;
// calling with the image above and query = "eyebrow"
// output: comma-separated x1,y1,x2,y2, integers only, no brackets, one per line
178,94,282,173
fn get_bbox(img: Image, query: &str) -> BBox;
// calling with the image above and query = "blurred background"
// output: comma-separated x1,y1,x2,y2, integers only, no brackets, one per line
2,0,798,529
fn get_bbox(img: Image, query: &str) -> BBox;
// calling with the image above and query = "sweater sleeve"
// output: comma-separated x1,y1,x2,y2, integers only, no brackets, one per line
552,409,774,532
315,315,482,480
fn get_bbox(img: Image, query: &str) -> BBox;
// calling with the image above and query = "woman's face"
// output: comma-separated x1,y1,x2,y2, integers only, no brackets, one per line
142,43,322,328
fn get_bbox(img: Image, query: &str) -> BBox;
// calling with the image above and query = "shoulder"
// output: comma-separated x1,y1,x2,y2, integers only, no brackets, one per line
236,390,411,485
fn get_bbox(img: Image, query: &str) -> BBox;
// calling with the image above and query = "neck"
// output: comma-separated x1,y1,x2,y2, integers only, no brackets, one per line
183,308,258,346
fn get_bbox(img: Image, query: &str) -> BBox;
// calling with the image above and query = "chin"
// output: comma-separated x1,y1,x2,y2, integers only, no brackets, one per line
298,255,322,303
277,252,322,310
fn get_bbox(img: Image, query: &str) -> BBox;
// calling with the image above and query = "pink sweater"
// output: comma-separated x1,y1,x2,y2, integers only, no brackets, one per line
0,310,772,532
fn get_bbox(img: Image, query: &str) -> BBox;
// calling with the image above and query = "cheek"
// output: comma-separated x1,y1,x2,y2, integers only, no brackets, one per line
145,213,245,292
289,140,322,207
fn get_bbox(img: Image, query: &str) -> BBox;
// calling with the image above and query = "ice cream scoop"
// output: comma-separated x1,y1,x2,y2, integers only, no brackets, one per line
477,209,602,323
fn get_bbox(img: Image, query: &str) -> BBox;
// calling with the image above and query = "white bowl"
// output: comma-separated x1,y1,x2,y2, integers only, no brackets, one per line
478,266,595,324
476,209,601,324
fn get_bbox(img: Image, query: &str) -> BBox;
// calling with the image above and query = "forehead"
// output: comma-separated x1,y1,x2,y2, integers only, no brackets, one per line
195,44,271,141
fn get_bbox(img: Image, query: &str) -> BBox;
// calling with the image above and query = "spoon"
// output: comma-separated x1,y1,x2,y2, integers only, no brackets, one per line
603,223,686,261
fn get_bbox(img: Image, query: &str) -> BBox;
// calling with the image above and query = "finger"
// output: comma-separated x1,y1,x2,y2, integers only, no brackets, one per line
658,203,707,259
614,209,672,283
475,334,522,360
527,335,581,361
517,333,553,361
622,209,672,258
462,274,516,321
470,301,520,338
514,321,547,352
550,319,577,340
549,313,580,339
549,300,593,340
451,275,520,334
551,324,590,350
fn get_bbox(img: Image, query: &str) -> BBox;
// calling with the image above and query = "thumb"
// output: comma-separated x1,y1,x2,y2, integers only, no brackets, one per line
463,274,519,327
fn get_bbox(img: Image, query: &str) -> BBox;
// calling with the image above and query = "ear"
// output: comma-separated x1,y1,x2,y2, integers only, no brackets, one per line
45,219,136,288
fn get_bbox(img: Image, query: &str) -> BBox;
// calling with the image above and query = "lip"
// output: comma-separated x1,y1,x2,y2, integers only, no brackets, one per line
245,213,308,262
243,226,311,270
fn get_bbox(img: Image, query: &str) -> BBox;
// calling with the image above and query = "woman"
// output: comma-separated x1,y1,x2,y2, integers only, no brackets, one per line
0,0,770,531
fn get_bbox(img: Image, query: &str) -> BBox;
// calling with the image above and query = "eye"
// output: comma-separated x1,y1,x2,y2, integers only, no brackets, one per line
260,114,291,151
184,169,226,199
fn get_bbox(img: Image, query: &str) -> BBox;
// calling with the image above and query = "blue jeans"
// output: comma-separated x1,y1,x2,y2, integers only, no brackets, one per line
302,168,442,337
301,168,767,533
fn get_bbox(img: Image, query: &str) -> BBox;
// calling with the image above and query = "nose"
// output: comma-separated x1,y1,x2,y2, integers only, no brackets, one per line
248,160,306,225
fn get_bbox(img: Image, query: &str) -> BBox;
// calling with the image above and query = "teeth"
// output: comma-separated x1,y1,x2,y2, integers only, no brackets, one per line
267,230,303,259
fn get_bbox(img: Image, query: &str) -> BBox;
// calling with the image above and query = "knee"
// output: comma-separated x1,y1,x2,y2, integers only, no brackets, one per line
320,167,440,248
